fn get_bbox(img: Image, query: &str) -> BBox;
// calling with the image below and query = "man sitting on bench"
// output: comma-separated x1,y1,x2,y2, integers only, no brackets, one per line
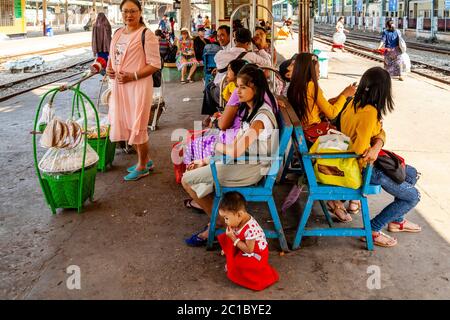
201,27,272,122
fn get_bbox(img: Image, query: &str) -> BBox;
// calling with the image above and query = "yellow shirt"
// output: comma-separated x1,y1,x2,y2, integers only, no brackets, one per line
303,81,347,127
222,82,236,102
340,101,385,156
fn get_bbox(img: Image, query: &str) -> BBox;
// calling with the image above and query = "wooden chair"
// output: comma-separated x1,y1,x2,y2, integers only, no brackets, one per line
206,107,294,252
282,102,381,251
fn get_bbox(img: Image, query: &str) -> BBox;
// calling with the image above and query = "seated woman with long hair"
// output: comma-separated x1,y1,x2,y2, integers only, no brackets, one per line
287,52,357,222
182,64,279,246
340,67,421,247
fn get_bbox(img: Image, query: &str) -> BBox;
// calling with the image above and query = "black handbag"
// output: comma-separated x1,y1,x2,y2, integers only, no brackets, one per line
375,150,406,184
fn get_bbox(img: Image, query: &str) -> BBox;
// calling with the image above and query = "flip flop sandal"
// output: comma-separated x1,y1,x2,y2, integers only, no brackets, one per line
347,201,361,214
185,225,208,247
184,199,204,214
388,220,422,233
127,160,155,173
327,202,352,223
361,232,397,248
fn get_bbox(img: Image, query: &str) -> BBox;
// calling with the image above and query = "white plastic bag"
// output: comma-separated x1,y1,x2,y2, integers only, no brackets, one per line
333,32,346,45
37,103,55,128
317,129,351,152
39,143,99,174
401,53,411,73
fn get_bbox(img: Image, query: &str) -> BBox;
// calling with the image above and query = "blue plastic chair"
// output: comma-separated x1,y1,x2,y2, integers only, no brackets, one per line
282,103,381,251
206,107,294,252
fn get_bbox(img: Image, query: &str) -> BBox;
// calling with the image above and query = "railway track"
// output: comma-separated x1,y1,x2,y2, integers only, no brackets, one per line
0,42,91,65
0,58,94,103
313,35,450,86
314,26,450,55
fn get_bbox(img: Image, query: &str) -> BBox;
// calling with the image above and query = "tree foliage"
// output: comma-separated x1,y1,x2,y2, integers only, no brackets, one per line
288,0,299,9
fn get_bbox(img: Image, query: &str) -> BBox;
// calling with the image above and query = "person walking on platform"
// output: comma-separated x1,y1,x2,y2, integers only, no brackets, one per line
332,17,349,52
203,15,211,29
169,16,176,42
158,14,170,37
106,0,161,181
92,12,112,68
378,19,404,81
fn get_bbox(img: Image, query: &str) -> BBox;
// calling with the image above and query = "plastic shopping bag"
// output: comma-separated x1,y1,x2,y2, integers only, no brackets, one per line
37,103,55,131
310,131,362,189
333,32,346,45
401,53,411,73
316,129,350,152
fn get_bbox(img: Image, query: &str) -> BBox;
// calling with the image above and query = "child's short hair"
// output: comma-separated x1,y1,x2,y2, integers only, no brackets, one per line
228,59,247,76
219,192,246,213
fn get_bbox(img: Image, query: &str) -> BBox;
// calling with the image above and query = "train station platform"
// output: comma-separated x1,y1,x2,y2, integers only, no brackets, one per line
1,39,450,299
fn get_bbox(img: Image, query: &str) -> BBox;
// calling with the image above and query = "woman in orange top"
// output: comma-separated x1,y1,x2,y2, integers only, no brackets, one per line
287,52,356,222
106,0,161,181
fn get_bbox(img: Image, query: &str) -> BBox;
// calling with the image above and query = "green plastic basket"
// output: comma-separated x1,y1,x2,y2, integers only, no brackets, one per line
41,165,97,211
33,86,101,214
88,137,116,172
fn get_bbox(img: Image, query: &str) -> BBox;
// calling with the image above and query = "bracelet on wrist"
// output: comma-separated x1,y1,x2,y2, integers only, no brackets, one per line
233,238,240,247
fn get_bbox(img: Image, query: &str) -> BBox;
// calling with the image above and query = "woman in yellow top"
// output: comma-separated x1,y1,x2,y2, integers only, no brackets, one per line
287,52,356,127
287,52,357,222
340,67,421,248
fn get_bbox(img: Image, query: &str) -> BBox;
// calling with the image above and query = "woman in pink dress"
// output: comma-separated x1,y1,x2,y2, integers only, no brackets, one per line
106,0,161,181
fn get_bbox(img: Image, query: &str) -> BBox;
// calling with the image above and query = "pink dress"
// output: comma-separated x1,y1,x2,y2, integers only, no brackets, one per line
108,26,161,145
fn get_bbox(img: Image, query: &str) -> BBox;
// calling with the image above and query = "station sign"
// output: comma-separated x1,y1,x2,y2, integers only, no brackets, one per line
446,0,450,10
356,0,363,12
388,0,398,12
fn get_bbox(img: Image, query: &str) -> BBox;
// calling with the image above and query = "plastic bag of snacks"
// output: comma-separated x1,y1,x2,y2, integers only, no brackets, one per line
38,143,99,174
37,103,55,131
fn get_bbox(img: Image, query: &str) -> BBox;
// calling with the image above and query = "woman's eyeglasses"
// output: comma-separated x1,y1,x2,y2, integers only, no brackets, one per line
121,9,140,15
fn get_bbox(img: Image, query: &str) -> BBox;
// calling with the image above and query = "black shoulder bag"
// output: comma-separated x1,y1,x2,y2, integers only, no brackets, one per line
141,28,162,88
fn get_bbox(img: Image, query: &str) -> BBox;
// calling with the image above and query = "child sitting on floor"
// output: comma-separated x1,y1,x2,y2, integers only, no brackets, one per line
222,59,248,103
218,191,279,291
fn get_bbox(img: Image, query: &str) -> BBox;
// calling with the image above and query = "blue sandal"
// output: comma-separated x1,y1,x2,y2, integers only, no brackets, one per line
127,160,154,173
185,225,208,247
124,168,149,181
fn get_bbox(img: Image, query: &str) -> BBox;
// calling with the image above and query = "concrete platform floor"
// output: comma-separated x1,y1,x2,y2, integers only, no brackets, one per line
1,40,450,299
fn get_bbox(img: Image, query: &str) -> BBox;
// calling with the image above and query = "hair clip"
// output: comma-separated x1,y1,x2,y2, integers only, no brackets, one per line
364,87,370,91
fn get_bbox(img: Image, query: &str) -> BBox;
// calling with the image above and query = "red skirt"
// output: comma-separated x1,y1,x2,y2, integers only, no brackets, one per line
218,233,279,291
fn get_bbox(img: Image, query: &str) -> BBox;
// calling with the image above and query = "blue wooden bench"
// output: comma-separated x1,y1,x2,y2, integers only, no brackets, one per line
282,101,381,251
206,106,294,252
